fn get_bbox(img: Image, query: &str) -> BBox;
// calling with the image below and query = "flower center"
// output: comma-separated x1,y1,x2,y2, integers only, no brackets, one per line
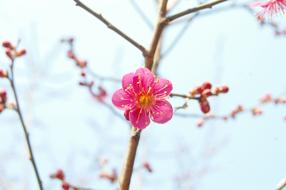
138,94,153,109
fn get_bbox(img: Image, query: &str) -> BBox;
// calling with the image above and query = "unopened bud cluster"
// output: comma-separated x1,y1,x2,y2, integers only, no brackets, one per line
0,89,7,113
195,93,286,127
50,169,70,190
0,40,27,113
189,81,229,114
2,41,26,61
62,38,108,102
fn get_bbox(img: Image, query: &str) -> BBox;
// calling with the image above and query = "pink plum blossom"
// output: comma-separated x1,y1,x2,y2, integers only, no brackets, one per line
112,68,173,129
251,0,286,21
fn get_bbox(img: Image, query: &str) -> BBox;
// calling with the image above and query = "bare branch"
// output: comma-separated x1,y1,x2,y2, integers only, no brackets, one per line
165,0,227,23
145,0,169,70
119,128,141,190
73,0,148,56
9,60,43,190
170,92,200,100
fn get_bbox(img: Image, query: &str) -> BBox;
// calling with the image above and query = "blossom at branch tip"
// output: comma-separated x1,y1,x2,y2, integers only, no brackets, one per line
251,0,286,21
112,68,173,129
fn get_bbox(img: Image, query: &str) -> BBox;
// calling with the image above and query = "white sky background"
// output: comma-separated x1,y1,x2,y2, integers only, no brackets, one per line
0,0,286,190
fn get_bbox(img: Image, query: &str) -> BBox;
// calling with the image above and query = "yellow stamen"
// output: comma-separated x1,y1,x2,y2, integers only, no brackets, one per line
138,94,153,108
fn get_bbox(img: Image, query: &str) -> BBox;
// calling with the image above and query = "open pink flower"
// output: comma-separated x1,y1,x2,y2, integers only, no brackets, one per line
112,68,173,129
251,0,286,20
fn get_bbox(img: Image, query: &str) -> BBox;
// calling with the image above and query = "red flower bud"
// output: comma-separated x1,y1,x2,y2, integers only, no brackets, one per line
143,162,153,173
0,89,7,103
61,182,70,190
0,69,8,78
16,49,26,57
2,41,13,49
202,81,212,90
202,89,212,97
220,86,229,93
54,169,65,180
199,99,210,113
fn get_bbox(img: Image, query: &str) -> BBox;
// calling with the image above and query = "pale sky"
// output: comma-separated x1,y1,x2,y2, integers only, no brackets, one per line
0,0,286,190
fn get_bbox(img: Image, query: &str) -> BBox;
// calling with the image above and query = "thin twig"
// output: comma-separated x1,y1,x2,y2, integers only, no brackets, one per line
162,3,253,59
9,61,43,190
73,0,148,56
165,0,227,23
170,93,200,100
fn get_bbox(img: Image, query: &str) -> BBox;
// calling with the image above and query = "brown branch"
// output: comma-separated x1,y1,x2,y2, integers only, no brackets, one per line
119,127,141,190
9,61,43,190
119,1,169,190
73,0,148,56
145,0,169,70
165,0,227,23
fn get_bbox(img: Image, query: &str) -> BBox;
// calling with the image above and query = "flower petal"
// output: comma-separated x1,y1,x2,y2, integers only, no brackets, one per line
152,78,173,98
129,108,150,129
132,75,143,94
150,100,173,124
112,89,135,110
135,68,155,90
122,72,135,94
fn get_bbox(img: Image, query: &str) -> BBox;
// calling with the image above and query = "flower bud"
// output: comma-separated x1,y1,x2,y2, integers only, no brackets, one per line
0,89,7,103
143,162,153,173
2,41,13,49
251,107,263,116
199,99,210,113
0,69,8,78
16,49,26,57
260,94,272,103
52,169,65,180
220,86,229,93
61,182,70,190
202,81,212,90
202,89,212,97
